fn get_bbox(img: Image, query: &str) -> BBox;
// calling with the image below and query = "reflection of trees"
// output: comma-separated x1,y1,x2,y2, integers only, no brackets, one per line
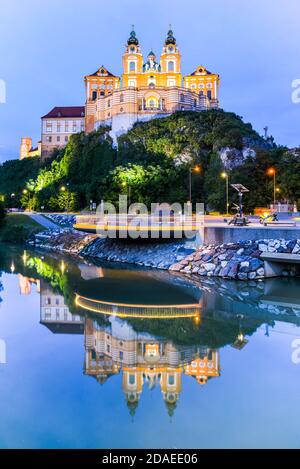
125,315,262,349
2,246,300,350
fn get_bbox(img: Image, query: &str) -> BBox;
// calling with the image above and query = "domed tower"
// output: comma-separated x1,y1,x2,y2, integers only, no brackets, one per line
122,27,143,88
160,26,182,87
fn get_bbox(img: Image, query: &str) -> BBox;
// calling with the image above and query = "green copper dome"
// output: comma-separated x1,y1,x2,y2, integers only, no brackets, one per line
165,28,176,45
127,28,139,46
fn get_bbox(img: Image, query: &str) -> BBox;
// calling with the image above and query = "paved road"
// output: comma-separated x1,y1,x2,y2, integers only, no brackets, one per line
27,213,60,230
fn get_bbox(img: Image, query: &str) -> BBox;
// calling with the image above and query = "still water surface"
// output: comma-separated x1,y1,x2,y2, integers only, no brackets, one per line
0,245,300,449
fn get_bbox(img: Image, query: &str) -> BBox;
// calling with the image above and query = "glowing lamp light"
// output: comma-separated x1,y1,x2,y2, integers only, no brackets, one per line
194,314,201,325
60,261,66,274
22,250,28,265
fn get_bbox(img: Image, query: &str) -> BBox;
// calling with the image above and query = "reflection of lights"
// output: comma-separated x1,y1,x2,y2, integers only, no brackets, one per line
60,261,66,274
231,314,249,350
75,294,200,319
10,262,15,273
22,250,28,265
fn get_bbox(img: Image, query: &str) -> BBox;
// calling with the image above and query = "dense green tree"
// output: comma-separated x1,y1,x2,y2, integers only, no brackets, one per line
1,110,299,213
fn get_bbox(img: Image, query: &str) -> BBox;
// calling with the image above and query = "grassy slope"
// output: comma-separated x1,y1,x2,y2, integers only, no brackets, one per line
0,213,44,243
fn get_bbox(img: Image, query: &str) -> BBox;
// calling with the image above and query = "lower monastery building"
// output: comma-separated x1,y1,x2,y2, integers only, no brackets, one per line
20,27,220,159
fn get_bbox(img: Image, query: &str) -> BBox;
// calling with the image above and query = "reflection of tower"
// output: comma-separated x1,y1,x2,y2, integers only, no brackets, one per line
160,367,182,417
40,279,83,334
18,275,40,295
184,347,220,385
122,368,143,416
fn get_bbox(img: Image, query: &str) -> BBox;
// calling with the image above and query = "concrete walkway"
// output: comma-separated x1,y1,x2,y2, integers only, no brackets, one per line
27,213,60,230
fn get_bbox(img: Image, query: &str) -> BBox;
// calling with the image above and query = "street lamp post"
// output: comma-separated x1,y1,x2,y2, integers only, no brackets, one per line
267,168,276,209
60,183,70,213
122,181,131,207
189,165,201,204
221,172,229,215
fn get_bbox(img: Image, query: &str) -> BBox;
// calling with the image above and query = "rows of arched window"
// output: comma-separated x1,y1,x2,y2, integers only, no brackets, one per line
128,60,175,72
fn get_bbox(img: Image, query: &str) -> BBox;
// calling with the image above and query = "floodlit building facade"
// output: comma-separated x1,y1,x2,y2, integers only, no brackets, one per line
20,27,220,158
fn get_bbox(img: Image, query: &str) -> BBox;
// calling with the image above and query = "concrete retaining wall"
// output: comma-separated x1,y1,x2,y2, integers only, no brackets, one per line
201,226,300,246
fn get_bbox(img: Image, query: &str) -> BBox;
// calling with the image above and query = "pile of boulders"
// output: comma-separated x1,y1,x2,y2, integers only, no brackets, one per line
45,213,76,229
82,238,195,269
28,229,95,255
27,230,300,279
169,239,300,280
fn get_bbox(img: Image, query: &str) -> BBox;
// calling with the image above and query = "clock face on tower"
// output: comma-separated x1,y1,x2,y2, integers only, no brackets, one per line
168,46,173,52
130,46,135,52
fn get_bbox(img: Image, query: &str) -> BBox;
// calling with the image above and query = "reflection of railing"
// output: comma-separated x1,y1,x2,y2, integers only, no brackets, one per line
75,294,201,319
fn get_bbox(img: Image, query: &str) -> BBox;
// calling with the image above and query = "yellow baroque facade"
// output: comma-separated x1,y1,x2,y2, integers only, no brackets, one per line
85,27,220,142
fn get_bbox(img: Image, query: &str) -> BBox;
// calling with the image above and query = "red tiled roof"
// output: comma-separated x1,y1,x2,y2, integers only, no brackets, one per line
86,66,117,78
42,106,85,119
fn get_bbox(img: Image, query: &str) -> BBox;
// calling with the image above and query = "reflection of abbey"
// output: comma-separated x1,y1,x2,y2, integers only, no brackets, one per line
20,27,220,159
84,317,220,416
23,275,220,416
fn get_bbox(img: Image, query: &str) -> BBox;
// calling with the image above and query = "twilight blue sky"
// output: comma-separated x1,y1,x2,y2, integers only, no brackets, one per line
0,0,299,162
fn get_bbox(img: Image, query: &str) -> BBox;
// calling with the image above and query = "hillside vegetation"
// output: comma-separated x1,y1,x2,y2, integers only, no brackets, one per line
0,109,298,213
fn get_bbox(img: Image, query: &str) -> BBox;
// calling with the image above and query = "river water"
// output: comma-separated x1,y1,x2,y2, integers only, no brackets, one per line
0,245,300,449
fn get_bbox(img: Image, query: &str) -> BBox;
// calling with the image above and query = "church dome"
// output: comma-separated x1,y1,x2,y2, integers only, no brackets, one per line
127,28,139,46
165,28,176,45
